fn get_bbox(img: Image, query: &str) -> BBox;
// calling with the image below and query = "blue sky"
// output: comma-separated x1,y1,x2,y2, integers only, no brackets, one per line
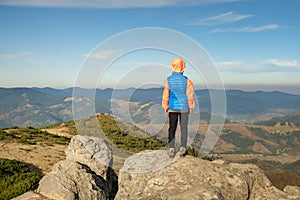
0,0,300,93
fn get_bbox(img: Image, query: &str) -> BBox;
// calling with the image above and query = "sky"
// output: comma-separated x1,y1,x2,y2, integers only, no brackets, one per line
0,0,300,94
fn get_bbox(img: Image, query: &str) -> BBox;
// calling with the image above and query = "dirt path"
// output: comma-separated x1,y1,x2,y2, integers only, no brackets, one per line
41,127,73,138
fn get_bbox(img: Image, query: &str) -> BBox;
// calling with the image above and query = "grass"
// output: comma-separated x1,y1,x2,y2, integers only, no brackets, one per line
0,126,70,146
98,114,167,153
0,158,43,200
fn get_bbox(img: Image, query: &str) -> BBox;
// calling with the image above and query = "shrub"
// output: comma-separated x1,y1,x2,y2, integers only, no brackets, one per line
0,158,43,200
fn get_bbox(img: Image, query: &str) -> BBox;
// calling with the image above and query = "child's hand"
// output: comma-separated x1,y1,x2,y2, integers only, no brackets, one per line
165,108,169,114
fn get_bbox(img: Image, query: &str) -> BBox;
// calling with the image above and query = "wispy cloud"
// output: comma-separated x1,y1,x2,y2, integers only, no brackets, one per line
217,59,300,73
236,24,280,32
265,59,300,68
83,50,120,60
0,0,240,8
217,60,246,72
217,60,244,70
0,52,36,60
209,24,280,33
189,11,253,26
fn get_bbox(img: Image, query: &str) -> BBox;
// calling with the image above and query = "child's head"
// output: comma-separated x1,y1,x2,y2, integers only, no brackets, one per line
171,58,186,73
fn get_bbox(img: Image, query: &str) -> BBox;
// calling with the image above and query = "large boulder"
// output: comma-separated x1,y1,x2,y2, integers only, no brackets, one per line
37,159,107,199
65,134,112,179
115,150,299,200
36,135,117,200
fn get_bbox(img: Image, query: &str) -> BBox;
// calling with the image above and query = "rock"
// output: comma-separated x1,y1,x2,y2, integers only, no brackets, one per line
65,135,112,179
35,135,117,200
115,150,300,200
12,191,46,200
284,185,300,197
37,160,107,200
250,186,297,200
14,135,300,200
211,159,226,165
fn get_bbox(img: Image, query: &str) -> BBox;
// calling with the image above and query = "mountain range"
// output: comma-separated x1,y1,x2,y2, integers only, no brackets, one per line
1,87,300,128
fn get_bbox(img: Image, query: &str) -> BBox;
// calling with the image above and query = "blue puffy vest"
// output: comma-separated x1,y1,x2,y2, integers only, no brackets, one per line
167,72,188,111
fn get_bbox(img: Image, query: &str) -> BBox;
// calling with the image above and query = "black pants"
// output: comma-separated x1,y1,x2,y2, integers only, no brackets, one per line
168,112,189,149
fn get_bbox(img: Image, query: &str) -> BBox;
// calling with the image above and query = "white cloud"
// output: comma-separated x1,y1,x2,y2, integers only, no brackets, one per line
265,59,300,68
0,52,36,60
0,0,240,8
217,61,244,70
209,28,234,33
209,24,280,33
216,60,260,73
190,11,253,26
236,24,280,32
83,50,119,60
217,59,300,73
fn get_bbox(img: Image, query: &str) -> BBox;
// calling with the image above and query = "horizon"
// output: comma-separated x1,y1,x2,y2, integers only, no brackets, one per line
2,84,300,95
1,1,300,94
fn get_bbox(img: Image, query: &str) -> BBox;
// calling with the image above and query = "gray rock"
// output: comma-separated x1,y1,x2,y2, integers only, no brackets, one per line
37,159,107,200
12,191,46,200
35,135,117,200
115,150,300,200
65,135,112,179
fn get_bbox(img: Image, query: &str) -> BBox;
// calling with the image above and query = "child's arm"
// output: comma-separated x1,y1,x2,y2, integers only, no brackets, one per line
186,79,195,112
162,79,170,113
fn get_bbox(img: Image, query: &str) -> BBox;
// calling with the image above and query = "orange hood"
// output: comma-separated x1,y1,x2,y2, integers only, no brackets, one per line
171,58,186,73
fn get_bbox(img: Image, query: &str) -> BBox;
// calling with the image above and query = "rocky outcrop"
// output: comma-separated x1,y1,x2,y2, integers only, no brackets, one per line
14,136,300,200
14,135,118,200
37,159,108,199
37,135,118,200
115,150,300,200
65,134,112,179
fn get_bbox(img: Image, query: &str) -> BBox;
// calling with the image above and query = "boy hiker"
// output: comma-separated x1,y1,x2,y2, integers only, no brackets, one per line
162,58,195,158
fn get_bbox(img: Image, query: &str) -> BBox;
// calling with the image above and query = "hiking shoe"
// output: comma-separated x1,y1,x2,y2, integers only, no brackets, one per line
168,148,175,158
180,147,187,157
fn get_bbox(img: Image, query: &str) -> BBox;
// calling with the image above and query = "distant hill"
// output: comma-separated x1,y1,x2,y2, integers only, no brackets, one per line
0,87,112,128
1,87,300,128
35,87,300,123
114,88,300,114
225,90,300,114
33,87,300,114
256,112,300,126
0,88,70,127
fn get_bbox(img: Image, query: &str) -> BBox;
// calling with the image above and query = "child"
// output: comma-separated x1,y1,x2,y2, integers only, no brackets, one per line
162,58,195,158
